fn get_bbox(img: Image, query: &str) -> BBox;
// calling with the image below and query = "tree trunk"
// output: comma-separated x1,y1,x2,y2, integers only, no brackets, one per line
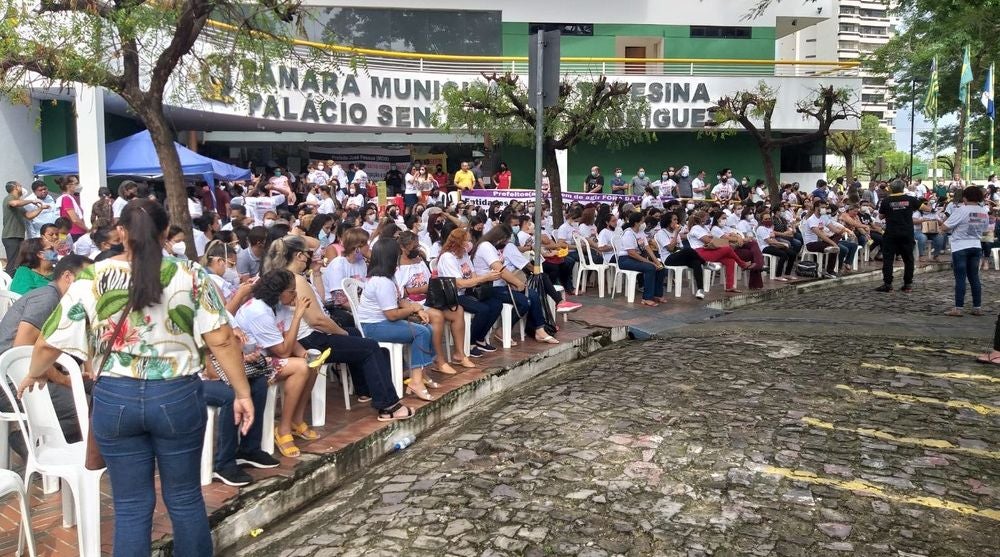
844,148,855,187
543,146,564,228
760,142,780,201
143,107,195,258
954,104,968,180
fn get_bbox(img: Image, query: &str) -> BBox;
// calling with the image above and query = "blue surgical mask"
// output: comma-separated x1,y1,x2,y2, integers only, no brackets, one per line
512,225,520,235
44,249,59,262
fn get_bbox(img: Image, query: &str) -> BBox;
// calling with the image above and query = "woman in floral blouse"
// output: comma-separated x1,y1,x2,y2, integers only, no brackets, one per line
19,199,253,557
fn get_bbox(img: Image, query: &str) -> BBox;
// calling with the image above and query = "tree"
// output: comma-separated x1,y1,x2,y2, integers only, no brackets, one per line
870,0,1000,176
0,0,333,255
434,72,652,226
703,81,859,199
828,114,888,185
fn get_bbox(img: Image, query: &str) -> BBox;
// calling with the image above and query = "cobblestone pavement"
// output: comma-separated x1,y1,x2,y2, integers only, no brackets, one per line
243,271,999,557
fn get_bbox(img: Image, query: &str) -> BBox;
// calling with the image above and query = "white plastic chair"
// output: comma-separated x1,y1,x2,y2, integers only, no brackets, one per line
702,262,723,293
444,313,473,361
573,236,609,297
992,247,1000,270
261,384,278,455
761,253,779,280
609,237,640,304
0,347,103,557
200,406,221,486
799,223,837,273
0,289,21,314
664,266,696,297
496,303,527,349
342,278,405,397
0,270,12,290
0,468,36,557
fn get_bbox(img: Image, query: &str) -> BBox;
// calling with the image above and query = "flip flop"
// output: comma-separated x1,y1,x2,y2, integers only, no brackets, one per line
307,347,332,369
976,352,1000,366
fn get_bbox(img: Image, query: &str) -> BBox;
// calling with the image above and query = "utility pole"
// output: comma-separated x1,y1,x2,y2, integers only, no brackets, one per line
908,78,916,180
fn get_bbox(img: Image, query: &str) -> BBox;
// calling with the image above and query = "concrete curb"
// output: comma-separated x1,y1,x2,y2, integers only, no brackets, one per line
708,262,951,312
152,324,628,556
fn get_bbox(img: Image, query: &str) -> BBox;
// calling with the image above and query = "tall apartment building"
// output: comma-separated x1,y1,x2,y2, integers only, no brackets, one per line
777,0,897,132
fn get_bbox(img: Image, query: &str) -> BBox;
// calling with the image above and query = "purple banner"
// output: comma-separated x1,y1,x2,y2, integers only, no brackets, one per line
461,188,641,207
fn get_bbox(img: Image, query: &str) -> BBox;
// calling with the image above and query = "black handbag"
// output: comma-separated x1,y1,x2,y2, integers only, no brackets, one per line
469,282,493,302
426,276,459,311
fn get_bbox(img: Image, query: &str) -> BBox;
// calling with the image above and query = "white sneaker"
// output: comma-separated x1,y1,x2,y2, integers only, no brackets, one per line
695,289,705,299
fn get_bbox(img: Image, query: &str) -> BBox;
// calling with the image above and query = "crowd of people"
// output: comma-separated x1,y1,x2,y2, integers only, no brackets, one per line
2,159,1000,555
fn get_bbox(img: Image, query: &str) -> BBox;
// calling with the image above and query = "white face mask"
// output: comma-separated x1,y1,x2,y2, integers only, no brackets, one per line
718,218,727,226
264,218,275,228
820,208,829,216
639,223,647,232
223,266,239,287
171,242,186,256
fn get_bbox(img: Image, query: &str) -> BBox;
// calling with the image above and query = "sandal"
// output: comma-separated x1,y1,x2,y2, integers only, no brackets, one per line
274,432,300,458
640,300,659,307
976,350,1000,365
431,362,458,375
377,403,415,422
292,422,320,441
451,358,476,369
422,376,441,389
406,385,435,401
944,308,963,317
494,331,516,347
535,334,559,344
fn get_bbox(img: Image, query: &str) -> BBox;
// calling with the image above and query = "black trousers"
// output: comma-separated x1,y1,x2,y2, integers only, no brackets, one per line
881,234,915,286
762,245,796,277
3,237,21,275
662,247,705,289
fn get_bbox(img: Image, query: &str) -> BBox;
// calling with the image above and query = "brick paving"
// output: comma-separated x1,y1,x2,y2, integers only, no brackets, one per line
237,268,1000,557
0,256,975,555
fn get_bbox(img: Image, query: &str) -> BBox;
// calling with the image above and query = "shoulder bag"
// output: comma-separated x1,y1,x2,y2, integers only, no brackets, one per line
85,301,132,471
426,276,459,311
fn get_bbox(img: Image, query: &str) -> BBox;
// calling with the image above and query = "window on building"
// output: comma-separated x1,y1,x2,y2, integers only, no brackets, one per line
839,23,857,32
841,6,856,14
862,77,887,86
859,8,886,18
781,137,826,173
689,26,751,39
528,23,594,36
839,41,859,50
862,94,886,104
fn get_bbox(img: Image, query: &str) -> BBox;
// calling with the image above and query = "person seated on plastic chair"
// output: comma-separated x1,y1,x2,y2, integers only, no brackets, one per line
616,212,667,307
0,255,91,459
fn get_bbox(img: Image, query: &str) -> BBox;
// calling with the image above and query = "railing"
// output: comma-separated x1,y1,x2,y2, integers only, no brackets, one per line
203,19,860,78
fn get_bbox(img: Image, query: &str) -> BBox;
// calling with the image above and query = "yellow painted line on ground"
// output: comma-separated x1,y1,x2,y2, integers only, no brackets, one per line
760,465,1000,522
893,344,981,357
800,417,1000,460
834,384,1000,416
861,362,1000,384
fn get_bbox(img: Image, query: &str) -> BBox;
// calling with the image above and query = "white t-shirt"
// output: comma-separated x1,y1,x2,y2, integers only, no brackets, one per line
244,194,284,226
318,197,336,215
207,273,236,301
516,230,534,247
597,228,617,255
323,255,367,303
352,170,369,187
356,276,399,324
394,261,431,302
653,228,675,262
577,223,596,239
187,198,203,219
617,228,639,258
275,303,315,340
73,233,95,256
193,229,209,257
404,173,418,195
437,252,475,294
503,243,529,272
755,226,774,251
736,219,756,238
687,224,712,250
944,204,989,252
235,298,284,351
803,214,825,244
112,196,129,219
345,194,365,209
473,242,505,287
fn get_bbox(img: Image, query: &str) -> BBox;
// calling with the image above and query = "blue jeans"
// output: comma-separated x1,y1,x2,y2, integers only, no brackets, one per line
928,233,946,257
202,374,269,471
92,375,211,557
617,255,666,300
404,193,418,208
914,230,928,256
458,293,503,343
952,247,983,308
361,320,435,369
494,285,545,331
837,240,858,266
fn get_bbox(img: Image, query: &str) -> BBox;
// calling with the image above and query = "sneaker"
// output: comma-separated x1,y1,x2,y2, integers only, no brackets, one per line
874,284,893,293
901,285,913,293
468,346,484,358
476,341,497,353
695,289,705,299
822,272,839,279
213,466,253,487
236,450,281,469
556,300,582,312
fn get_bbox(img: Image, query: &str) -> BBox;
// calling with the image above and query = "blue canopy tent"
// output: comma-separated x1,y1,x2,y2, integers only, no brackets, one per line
33,130,250,184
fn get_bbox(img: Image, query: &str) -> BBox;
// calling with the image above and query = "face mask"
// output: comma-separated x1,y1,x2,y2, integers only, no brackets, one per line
661,175,669,181
264,218,275,228
349,189,357,195
43,250,58,262
274,170,282,177
742,180,748,185
638,172,645,178
406,248,421,259
317,166,324,171
639,223,647,233
319,230,330,244
680,168,689,178
718,218,727,226
365,215,376,223
171,242,186,256
463,241,474,253
615,172,622,178
820,209,829,216
353,249,365,263
223,266,239,287
512,225,520,235
591,171,598,177
541,170,547,177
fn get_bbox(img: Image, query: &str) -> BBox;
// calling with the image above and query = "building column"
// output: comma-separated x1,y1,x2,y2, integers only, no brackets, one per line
74,85,106,224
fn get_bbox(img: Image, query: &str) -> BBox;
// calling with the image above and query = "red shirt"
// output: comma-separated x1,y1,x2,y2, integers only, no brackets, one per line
495,170,512,189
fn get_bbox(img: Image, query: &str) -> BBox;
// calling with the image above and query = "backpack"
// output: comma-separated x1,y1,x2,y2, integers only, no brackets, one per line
795,260,819,278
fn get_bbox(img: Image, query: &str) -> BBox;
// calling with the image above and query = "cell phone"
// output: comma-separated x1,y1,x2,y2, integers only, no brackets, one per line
242,341,257,355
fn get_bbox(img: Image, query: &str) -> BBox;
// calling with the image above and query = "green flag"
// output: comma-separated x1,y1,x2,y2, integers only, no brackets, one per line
959,46,973,102
924,56,938,118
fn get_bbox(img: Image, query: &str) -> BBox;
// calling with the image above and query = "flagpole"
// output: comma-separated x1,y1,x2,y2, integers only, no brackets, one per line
967,83,972,181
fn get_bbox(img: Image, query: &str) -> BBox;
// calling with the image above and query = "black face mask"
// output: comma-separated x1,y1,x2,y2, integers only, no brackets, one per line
406,248,421,259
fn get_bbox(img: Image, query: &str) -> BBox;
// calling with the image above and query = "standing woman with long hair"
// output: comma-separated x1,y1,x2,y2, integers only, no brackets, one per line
943,186,989,317
19,199,254,556
53,175,87,240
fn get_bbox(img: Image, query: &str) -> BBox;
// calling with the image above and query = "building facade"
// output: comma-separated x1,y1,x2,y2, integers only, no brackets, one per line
1,0,860,220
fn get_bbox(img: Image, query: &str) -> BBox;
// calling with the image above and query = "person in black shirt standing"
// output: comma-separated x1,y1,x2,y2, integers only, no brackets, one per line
875,180,927,292
585,166,605,193
384,164,404,198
